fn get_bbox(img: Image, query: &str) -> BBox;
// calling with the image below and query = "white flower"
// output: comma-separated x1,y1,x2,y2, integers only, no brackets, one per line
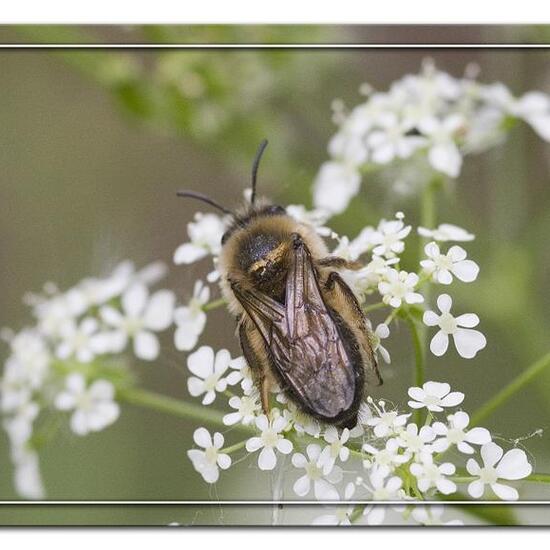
173,212,226,264
367,112,427,164
420,242,479,285
423,294,486,359
362,438,411,475
466,442,532,501
418,114,464,177
418,223,475,242
313,161,361,215
372,323,391,364
432,411,491,454
55,318,104,363
245,414,293,471
187,427,231,483
291,444,343,500
174,280,210,351
407,381,464,412
222,394,260,426
319,427,350,472
410,454,457,495
395,423,435,457
366,405,410,438
370,215,411,258
100,283,175,361
411,505,463,526
54,374,119,436
187,346,236,405
378,269,423,309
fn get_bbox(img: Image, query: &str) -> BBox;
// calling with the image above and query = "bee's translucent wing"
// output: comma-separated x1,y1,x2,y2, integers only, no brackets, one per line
231,236,363,424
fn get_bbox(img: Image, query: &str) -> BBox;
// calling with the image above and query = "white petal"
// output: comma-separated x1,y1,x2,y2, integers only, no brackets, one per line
455,313,480,328
429,142,462,178
451,411,470,429
436,269,453,285
174,328,199,352
144,290,175,331
481,442,503,467
122,284,147,317
440,391,464,407
193,427,212,448
214,349,231,375
173,243,208,265
133,331,159,361
453,328,486,359
424,381,450,398
448,245,467,262
408,387,426,401
437,293,452,313
496,449,532,480
258,447,277,470
187,377,205,397
436,479,457,495
467,479,485,499
217,454,231,470
491,482,518,501
292,453,308,469
465,427,491,446
100,306,123,327
430,331,449,356
293,475,311,497
526,114,550,141
276,438,293,455
466,458,481,476
452,260,479,283
423,311,439,327
187,346,214,378
246,437,263,452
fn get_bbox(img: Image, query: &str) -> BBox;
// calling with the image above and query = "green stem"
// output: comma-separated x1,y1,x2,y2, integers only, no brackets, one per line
405,313,425,425
203,298,227,312
220,440,247,454
471,351,550,425
116,387,253,435
526,473,550,483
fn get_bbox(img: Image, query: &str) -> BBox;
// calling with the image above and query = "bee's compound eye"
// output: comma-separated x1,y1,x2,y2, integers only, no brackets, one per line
221,231,229,245
267,205,286,216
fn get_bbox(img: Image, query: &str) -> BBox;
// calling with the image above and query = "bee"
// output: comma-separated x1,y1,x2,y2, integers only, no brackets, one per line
178,140,381,429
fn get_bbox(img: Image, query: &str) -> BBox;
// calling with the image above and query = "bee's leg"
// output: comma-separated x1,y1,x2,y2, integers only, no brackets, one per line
238,319,274,415
324,271,383,386
316,256,363,270
260,375,271,416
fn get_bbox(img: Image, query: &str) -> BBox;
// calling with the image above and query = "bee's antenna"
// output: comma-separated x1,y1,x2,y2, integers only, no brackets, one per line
176,190,236,217
250,139,268,206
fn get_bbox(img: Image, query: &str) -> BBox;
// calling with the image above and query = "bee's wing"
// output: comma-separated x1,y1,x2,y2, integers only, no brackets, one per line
231,238,359,422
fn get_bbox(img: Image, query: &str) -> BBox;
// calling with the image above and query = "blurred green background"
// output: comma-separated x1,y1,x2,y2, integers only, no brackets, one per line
0,25,549,524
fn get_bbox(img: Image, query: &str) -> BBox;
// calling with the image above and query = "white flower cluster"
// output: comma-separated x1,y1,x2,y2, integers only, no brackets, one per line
187,374,533,525
314,60,550,215
0,260,175,498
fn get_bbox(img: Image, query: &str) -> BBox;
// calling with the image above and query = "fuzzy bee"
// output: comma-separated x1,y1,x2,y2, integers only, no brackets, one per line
178,141,381,429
